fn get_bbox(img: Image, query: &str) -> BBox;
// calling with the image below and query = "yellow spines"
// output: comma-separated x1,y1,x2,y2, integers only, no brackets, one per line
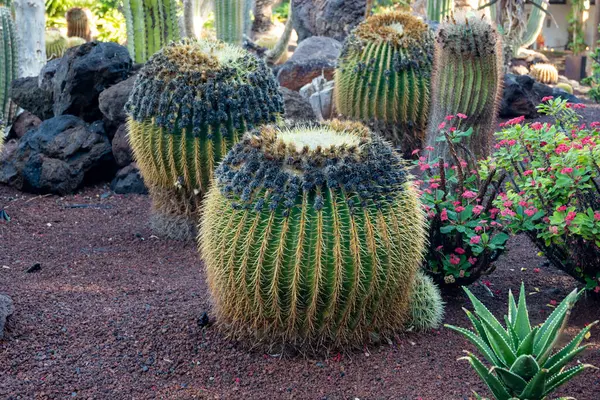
530,63,559,85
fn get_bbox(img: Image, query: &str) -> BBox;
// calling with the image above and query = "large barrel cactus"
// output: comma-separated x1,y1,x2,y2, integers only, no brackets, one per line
122,0,181,64
126,39,284,240
200,120,438,347
0,5,17,128
425,14,503,160
334,12,434,156
66,7,93,41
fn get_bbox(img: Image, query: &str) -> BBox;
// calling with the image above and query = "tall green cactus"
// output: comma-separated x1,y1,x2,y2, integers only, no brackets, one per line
521,0,547,48
334,12,434,156
126,39,284,240
122,0,181,64
425,14,503,160
0,5,17,130
200,120,437,347
215,0,245,45
427,0,454,22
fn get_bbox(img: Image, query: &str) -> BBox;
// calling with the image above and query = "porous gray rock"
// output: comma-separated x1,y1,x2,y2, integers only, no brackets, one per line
99,74,137,127
0,294,14,340
281,87,316,121
10,77,54,120
9,111,42,139
292,0,366,42
111,164,147,195
111,124,132,168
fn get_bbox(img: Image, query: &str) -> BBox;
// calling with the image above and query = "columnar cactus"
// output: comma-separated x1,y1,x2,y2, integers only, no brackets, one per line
215,0,245,45
427,0,454,22
521,0,547,49
66,7,93,41
122,0,180,64
530,63,559,85
425,14,503,159
126,39,284,240
45,30,68,60
0,5,17,127
200,120,435,346
335,12,434,156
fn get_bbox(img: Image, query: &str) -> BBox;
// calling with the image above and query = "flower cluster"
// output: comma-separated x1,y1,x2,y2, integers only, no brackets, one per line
492,97,600,292
415,115,509,286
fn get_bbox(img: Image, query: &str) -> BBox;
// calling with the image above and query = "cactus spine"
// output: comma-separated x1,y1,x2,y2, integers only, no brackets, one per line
126,39,284,240
408,271,444,331
334,12,434,156
0,5,17,129
426,14,503,159
427,0,454,22
122,0,181,64
215,0,245,45
45,30,68,60
200,120,431,346
66,7,93,41
530,63,559,85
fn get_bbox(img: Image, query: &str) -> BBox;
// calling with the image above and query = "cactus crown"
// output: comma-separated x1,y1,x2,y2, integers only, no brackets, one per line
215,120,409,213
125,39,283,136
437,14,499,56
354,12,429,46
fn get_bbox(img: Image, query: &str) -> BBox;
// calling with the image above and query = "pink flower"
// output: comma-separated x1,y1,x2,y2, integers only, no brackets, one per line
455,206,465,213
457,113,467,119
506,116,525,126
557,205,567,212
519,200,528,207
474,226,483,232
523,170,533,177
435,245,443,251
455,247,466,255
425,146,434,151
531,122,543,131
450,127,457,133
440,209,448,221
560,167,573,174
430,183,440,189
503,200,513,208
438,122,446,130
449,254,460,265
555,144,571,154
411,149,420,155
470,235,481,244
595,286,600,293
533,268,541,273
566,211,577,222
594,212,600,221
473,205,484,215
541,96,554,102
462,190,477,199
549,226,559,234
445,115,455,121
524,208,536,217
468,257,477,265
490,208,500,218
419,163,430,171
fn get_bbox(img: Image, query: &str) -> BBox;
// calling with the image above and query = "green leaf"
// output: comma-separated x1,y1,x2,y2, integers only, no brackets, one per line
517,327,538,356
480,316,518,366
510,354,540,381
465,308,492,349
514,282,532,341
493,367,528,395
518,368,547,399
508,289,518,326
440,225,455,234
535,289,578,357
490,233,510,246
546,346,588,378
464,287,514,348
460,353,512,400
445,324,501,366
504,315,519,351
544,321,598,372
544,364,593,397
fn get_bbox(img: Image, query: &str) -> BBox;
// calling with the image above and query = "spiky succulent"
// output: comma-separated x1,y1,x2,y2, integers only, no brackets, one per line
66,7,93,41
530,63,559,85
447,283,598,400
555,82,573,95
122,0,180,64
126,39,284,239
426,13,503,160
215,0,245,45
335,12,434,156
427,0,454,22
408,271,444,331
45,30,68,60
200,120,431,347
0,5,17,127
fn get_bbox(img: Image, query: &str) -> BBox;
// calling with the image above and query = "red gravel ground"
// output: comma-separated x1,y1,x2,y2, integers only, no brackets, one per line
1,183,599,400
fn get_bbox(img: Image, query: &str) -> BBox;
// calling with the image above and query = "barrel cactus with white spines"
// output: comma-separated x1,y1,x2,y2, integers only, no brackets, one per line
200,120,439,347
126,39,284,240
425,14,503,160
335,12,434,156
530,63,559,85
0,5,17,129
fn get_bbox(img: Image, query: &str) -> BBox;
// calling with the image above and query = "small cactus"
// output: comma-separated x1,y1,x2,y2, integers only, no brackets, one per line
555,82,573,94
335,12,434,156
126,39,284,240
530,63,559,85
66,7,93,41
45,30,68,60
200,120,430,347
408,271,444,331
425,13,503,160
0,5,17,127
67,36,86,48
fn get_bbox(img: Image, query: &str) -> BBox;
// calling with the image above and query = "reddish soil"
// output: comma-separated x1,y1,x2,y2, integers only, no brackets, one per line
1,183,599,400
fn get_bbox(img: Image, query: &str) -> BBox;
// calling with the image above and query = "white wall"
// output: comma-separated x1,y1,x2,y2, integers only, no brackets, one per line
541,2,597,50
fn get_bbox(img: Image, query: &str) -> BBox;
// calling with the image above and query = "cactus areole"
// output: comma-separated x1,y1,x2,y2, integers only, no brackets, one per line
200,120,427,347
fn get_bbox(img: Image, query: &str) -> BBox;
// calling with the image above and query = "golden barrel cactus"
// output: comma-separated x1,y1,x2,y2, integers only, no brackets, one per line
200,120,438,347
530,63,559,85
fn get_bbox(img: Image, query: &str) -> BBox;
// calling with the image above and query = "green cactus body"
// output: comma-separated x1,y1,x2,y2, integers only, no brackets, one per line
521,0,547,48
66,7,93,41
46,30,68,60
530,63,559,85
126,39,284,239
408,271,444,331
0,6,17,128
555,82,573,94
427,0,454,22
335,12,434,156
200,120,430,346
426,14,503,159
123,0,181,64
215,0,245,45
67,36,86,49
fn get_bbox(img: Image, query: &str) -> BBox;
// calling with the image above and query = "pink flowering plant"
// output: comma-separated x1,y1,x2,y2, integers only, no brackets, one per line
492,97,600,292
415,114,509,287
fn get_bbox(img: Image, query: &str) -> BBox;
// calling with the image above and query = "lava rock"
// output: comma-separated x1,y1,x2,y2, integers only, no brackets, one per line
277,36,342,91
111,124,132,167
500,74,539,118
110,164,147,195
0,294,14,339
38,58,61,93
292,0,366,42
9,111,42,139
281,87,316,121
26,263,41,273
10,77,54,120
0,115,115,195
53,41,132,122
99,74,137,127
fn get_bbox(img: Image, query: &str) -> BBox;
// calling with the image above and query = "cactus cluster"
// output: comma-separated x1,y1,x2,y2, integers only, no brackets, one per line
122,0,181,64
66,7,93,41
425,14,503,159
334,12,434,156
126,39,284,239
200,119,441,346
46,30,87,60
530,63,559,85
0,5,17,128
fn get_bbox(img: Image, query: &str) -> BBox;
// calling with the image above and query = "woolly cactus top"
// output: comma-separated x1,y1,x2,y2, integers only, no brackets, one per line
436,13,499,56
215,120,410,213
125,39,284,135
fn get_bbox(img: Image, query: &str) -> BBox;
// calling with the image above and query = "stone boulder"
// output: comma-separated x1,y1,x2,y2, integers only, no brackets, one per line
9,111,42,139
0,115,115,195
53,41,132,122
277,36,342,91
10,77,54,120
99,74,137,127
111,163,147,195
38,58,61,93
292,0,366,42
281,87,316,121
112,124,132,168
0,294,14,340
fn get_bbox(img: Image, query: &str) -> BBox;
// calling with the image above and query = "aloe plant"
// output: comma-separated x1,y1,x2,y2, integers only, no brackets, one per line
446,283,598,400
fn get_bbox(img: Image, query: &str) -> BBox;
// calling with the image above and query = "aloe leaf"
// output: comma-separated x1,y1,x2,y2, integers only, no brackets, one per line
514,282,532,341
536,309,572,365
510,354,540,381
493,367,528,395
464,287,513,346
544,364,593,396
517,327,538,356
544,321,598,371
508,289,518,326
535,289,578,350
518,368,547,399
546,346,588,377
460,353,512,400
465,308,492,348
479,316,517,366
445,324,502,366
504,315,519,351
